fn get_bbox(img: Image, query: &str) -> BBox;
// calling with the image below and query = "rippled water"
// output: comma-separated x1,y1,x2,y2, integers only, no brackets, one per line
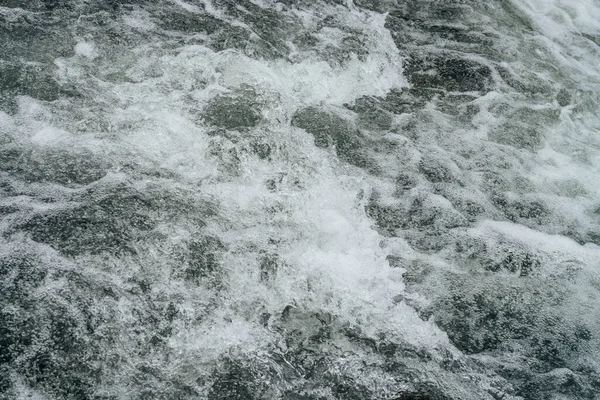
1,1,600,399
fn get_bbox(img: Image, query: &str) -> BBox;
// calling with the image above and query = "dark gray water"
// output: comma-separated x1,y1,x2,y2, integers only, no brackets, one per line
1,1,600,399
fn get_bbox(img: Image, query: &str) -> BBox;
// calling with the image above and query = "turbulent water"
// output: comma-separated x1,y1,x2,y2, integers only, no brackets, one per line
1,0,600,399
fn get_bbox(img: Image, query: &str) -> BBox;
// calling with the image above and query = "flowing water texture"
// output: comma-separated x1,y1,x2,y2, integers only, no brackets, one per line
1,1,600,399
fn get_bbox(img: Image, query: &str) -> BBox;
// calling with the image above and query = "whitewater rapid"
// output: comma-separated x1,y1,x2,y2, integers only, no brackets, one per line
1,1,600,399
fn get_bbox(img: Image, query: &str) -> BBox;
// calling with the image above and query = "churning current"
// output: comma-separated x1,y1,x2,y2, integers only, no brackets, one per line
1,1,600,399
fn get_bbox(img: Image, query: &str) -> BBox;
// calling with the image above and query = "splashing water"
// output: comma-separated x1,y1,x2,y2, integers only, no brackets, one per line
1,1,600,399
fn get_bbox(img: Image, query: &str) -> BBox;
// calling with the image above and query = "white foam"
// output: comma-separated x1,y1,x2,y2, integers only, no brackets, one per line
0,6,31,20
74,41,97,59
0,110,15,136
169,0,203,13
30,127,73,146
122,10,157,32
472,219,600,270
13,1,600,396
513,0,600,77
